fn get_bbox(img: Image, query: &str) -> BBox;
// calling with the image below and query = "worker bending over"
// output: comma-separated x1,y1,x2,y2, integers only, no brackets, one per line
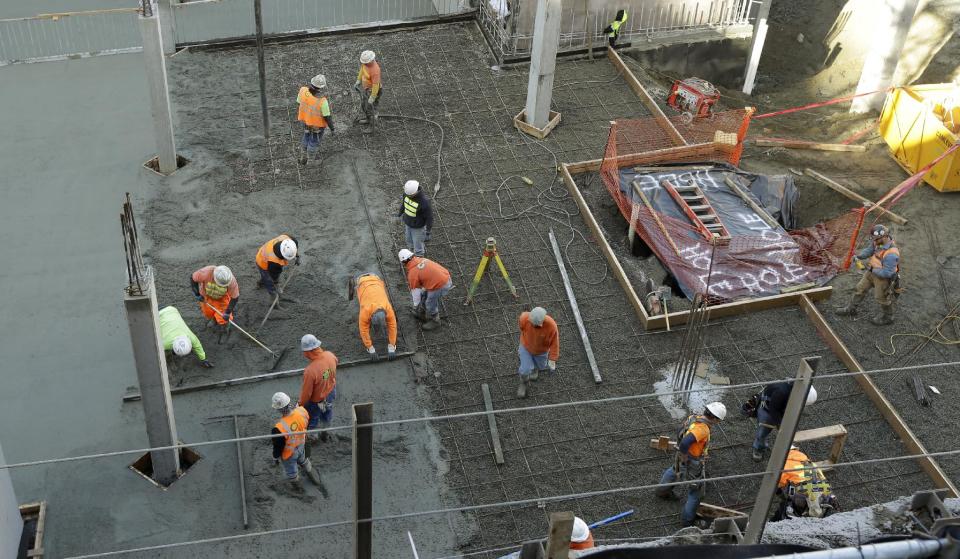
742,382,817,462
398,180,433,257
190,265,239,327
299,334,339,442
570,517,594,551
255,234,299,297
159,305,212,368
349,272,398,360
604,10,628,47
353,50,382,127
656,402,726,526
270,392,322,486
516,307,559,399
296,74,335,165
399,249,452,330
836,224,901,325
774,445,839,521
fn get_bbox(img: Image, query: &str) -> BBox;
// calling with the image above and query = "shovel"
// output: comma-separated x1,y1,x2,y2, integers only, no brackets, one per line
205,302,288,370
258,267,298,332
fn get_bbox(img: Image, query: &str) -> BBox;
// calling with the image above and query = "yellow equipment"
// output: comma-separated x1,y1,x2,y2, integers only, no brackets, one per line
464,237,518,305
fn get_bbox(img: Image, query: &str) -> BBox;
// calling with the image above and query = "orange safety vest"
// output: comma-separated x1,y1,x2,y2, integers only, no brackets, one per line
779,448,831,496
678,415,711,459
570,533,595,550
256,234,292,271
297,87,328,128
359,61,381,90
868,244,900,272
275,406,309,460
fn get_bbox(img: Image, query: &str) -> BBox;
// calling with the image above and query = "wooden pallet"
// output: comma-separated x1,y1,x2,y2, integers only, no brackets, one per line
19,501,47,559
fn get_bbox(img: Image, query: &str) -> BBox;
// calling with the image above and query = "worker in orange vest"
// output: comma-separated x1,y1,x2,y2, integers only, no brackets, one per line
516,307,559,398
296,74,336,165
349,272,398,360
570,517,595,551
270,391,321,485
656,402,726,526
255,234,299,297
353,50,382,127
836,224,901,325
399,249,452,330
190,265,239,327
774,445,839,520
299,334,339,442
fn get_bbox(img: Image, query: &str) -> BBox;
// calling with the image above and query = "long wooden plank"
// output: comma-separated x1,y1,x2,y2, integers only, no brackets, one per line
803,168,908,225
561,164,650,328
798,294,958,497
754,138,867,152
565,142,723,175
481,383,505,465
645,286,833,330
233,415,249,529
607,47,687,146
549,228,602,383
724,176,779,229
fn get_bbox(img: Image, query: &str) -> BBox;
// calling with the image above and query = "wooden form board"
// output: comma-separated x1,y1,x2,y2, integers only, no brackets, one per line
798,295,959,497
513,109,562,139
606,47,687,147
754,138,867,152
803,168,908,225
19,501,46,559
794,424,848,469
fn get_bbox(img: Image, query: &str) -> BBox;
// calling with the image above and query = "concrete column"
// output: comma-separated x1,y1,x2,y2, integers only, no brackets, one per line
123,271,180,486
138,12,178,174
0,442,23,559
524,0,561,129
741,0,772,95
157,0,177,55
850,0,921,113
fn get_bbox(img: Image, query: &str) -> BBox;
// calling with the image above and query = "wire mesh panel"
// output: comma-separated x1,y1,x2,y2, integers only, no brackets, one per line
173,0,255,45
0,10,142,65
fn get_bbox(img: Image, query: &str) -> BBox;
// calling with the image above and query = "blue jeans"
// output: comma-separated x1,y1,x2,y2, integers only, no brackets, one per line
425,279,453,316
305,387,337,430
258,267,280,295
658,458,703,525
405,225,427,256
282,445,307,479
518,344,548,377
753,408,778,451
301,127,326,154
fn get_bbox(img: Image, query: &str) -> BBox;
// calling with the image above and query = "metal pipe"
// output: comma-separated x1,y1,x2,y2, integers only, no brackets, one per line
767,538,946,559
254,0,269,139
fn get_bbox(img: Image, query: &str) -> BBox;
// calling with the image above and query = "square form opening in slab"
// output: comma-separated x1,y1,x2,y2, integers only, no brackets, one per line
143,154,190,176
129,445,202,489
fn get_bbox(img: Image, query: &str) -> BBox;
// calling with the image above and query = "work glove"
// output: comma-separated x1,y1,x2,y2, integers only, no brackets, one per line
367,95,376,105
424,229,432,241
354,80,361,92
295,255,301,266
200,359,214,369
317,401,327,413
548,360,556,372
387,344,397,355
195,293,204,302
367,345,377,355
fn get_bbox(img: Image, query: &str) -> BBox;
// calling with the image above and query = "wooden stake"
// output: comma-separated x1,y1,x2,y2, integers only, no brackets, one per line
754,138,866,152
544,511,574,559
631,181,682,258
481,384,505,465
803,168,907,225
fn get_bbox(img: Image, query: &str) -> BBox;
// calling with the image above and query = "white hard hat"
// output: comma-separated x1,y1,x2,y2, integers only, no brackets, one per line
529,307,547,326
301,334,322,352
213,265,233,287
310,74,326,89
805,386,818,406
398,248,414,262
705,401,727,421
404,180,420,196
360,50,376,64
271,391,291,410
171,335,191,357
280,238,298,260
571,517,590,543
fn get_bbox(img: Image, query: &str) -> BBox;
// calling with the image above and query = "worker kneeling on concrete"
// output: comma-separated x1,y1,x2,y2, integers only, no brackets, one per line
159,305,213,368
191,265,239,327
836,224,901,325
742,382,817,462
353,50,382,127
570,516,594,551
299,334,339,442
655,402,726,526
516,307,559,399
350,272,398,360
774,445,839,521
270,392,322,486
255,234,299,297
296,74,335,165
399,249,452,331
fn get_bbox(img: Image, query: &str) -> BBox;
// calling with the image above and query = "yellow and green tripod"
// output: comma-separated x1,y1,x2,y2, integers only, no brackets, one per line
464,237,519,305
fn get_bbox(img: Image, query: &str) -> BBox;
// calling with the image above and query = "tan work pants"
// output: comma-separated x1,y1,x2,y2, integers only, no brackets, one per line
854,271,893,305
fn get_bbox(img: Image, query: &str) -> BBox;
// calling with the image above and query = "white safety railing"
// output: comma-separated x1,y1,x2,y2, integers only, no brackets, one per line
0,9,142,65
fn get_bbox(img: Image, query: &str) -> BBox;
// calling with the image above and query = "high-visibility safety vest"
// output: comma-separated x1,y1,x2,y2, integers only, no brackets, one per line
607,10,628,37
570,533,595,550
779,448,831,496
204,281,228,300
358,61,381,91
403,195,420,218
868,244,900,273
677,415,711,459
256,234,292,271
297,87,329,128
275,406,309,460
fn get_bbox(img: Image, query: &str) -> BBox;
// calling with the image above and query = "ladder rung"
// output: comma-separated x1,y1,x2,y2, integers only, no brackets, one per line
700,214,718,221
681,195,703,201
674,185,698,192
688,205,710,211
706,224,724,230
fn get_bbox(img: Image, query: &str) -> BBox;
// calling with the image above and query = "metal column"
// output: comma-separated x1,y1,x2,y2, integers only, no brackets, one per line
353,402,374,559
138,0,178,174
524,0,561,129
741,0,772,95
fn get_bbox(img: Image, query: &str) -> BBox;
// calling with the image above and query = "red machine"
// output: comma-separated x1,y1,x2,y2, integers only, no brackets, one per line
667,78,720,117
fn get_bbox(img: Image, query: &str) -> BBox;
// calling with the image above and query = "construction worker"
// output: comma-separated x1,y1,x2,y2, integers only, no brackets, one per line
353,50,382,127
746,382,818,462
190,265,238,327
270,391,322,486
773,445,839,521
158,305,212,368
299,334,339,442
655,402,726,526
516,307,559,399
836,224,901,325
398,180,433,257
399,249,452,330
296,74,335,165
604,10,628,47
349,272,398,360
570,517,595,550
255,234,299,297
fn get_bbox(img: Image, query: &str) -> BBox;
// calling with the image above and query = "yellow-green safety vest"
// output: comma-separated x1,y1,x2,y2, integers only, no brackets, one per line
608,11,628,37
403,196,419,218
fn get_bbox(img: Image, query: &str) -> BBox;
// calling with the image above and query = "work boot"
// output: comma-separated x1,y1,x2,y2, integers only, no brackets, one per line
517,380,529,399
421,314,441,331
302,459,323,486
870,305,894,326
528,370,540,381
319,430,330,442
835,294,865,316
307,433,319,444
298,151,308,165
752,448,764,462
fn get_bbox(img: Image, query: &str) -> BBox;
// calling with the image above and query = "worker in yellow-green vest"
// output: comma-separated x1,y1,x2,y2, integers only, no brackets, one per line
398,179,433,256
604,10,627,47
